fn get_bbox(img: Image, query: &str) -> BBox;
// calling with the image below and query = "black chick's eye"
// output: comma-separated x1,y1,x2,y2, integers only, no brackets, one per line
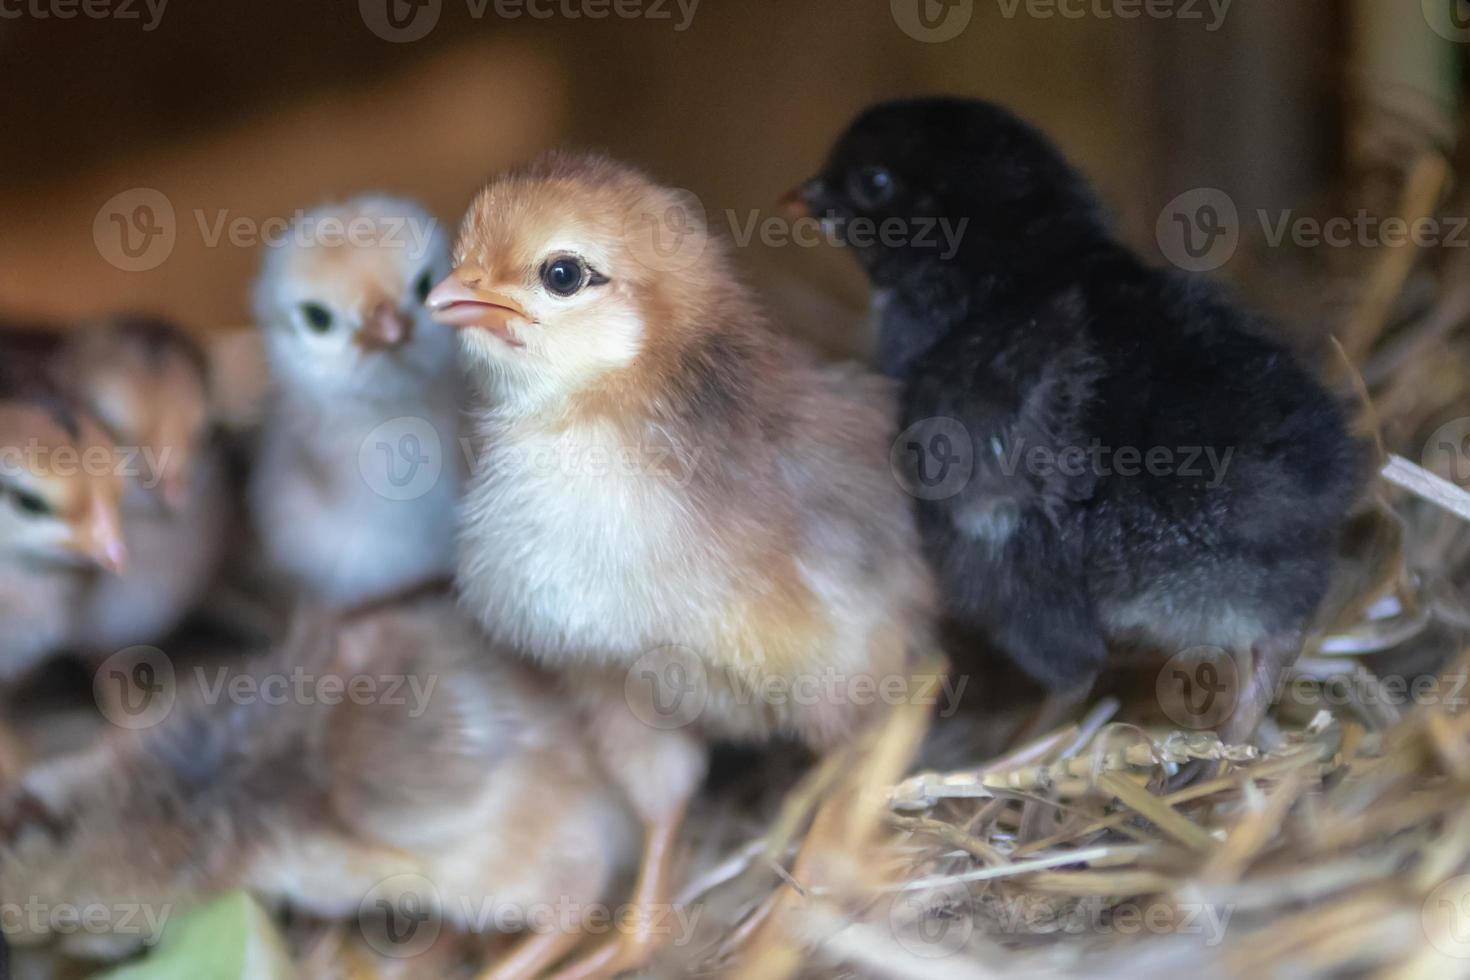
413,269,435,304
9,487,52,518
299,302,334,334
849,166,896,210
540,256,589,298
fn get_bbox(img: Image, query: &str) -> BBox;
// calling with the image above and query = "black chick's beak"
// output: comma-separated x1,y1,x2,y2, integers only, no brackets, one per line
779,178,827,220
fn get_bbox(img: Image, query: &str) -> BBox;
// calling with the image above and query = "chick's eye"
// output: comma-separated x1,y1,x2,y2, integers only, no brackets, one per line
850,166,895,209
299,302,334,334
413,270,435,304
8,487,52,518
541,257,588,298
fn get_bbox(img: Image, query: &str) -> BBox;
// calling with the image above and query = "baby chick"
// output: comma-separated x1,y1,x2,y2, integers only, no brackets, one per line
50,315,230,653
2,592,633,977
250,196,462,608
0,381,126,680
433,152,933,976
793,98,1367,743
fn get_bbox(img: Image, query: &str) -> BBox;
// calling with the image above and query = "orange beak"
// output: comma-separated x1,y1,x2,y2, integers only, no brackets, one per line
426,267,530,348
71,496,127,576
355,302,416,352
779,178,823,220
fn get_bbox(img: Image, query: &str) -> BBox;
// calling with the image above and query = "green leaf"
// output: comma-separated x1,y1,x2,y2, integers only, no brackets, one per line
93,892,295,980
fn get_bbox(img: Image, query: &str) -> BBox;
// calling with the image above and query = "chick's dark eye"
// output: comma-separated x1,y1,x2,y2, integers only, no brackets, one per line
850,166,895,209
541,256,588,298
413,270,435,304
300,302,334,334
9,487,52,518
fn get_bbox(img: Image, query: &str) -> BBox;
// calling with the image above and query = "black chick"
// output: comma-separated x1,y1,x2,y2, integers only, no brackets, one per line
794,97,1367,743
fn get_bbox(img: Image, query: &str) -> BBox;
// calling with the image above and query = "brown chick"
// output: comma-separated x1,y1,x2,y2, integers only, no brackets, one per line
1,592,634,976
432,153,934,976
50,315,231,652
0,377,127,681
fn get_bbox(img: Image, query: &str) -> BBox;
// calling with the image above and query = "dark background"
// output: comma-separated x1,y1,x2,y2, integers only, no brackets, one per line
0,0,1453,356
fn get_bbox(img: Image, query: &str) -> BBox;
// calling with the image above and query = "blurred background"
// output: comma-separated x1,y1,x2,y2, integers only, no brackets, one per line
0,0,1461,358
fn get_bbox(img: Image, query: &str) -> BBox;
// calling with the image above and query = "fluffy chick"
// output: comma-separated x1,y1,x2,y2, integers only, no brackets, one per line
1,592,633,976
250,196,462,608
50,315,230,653
795,97,1367,741
0,381,126,680
433,152,933,975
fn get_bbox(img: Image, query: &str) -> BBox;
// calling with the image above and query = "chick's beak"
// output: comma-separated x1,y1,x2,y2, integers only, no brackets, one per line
779,178,825,220
356,301,416,352
71,496,127,576
426,267,530,348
